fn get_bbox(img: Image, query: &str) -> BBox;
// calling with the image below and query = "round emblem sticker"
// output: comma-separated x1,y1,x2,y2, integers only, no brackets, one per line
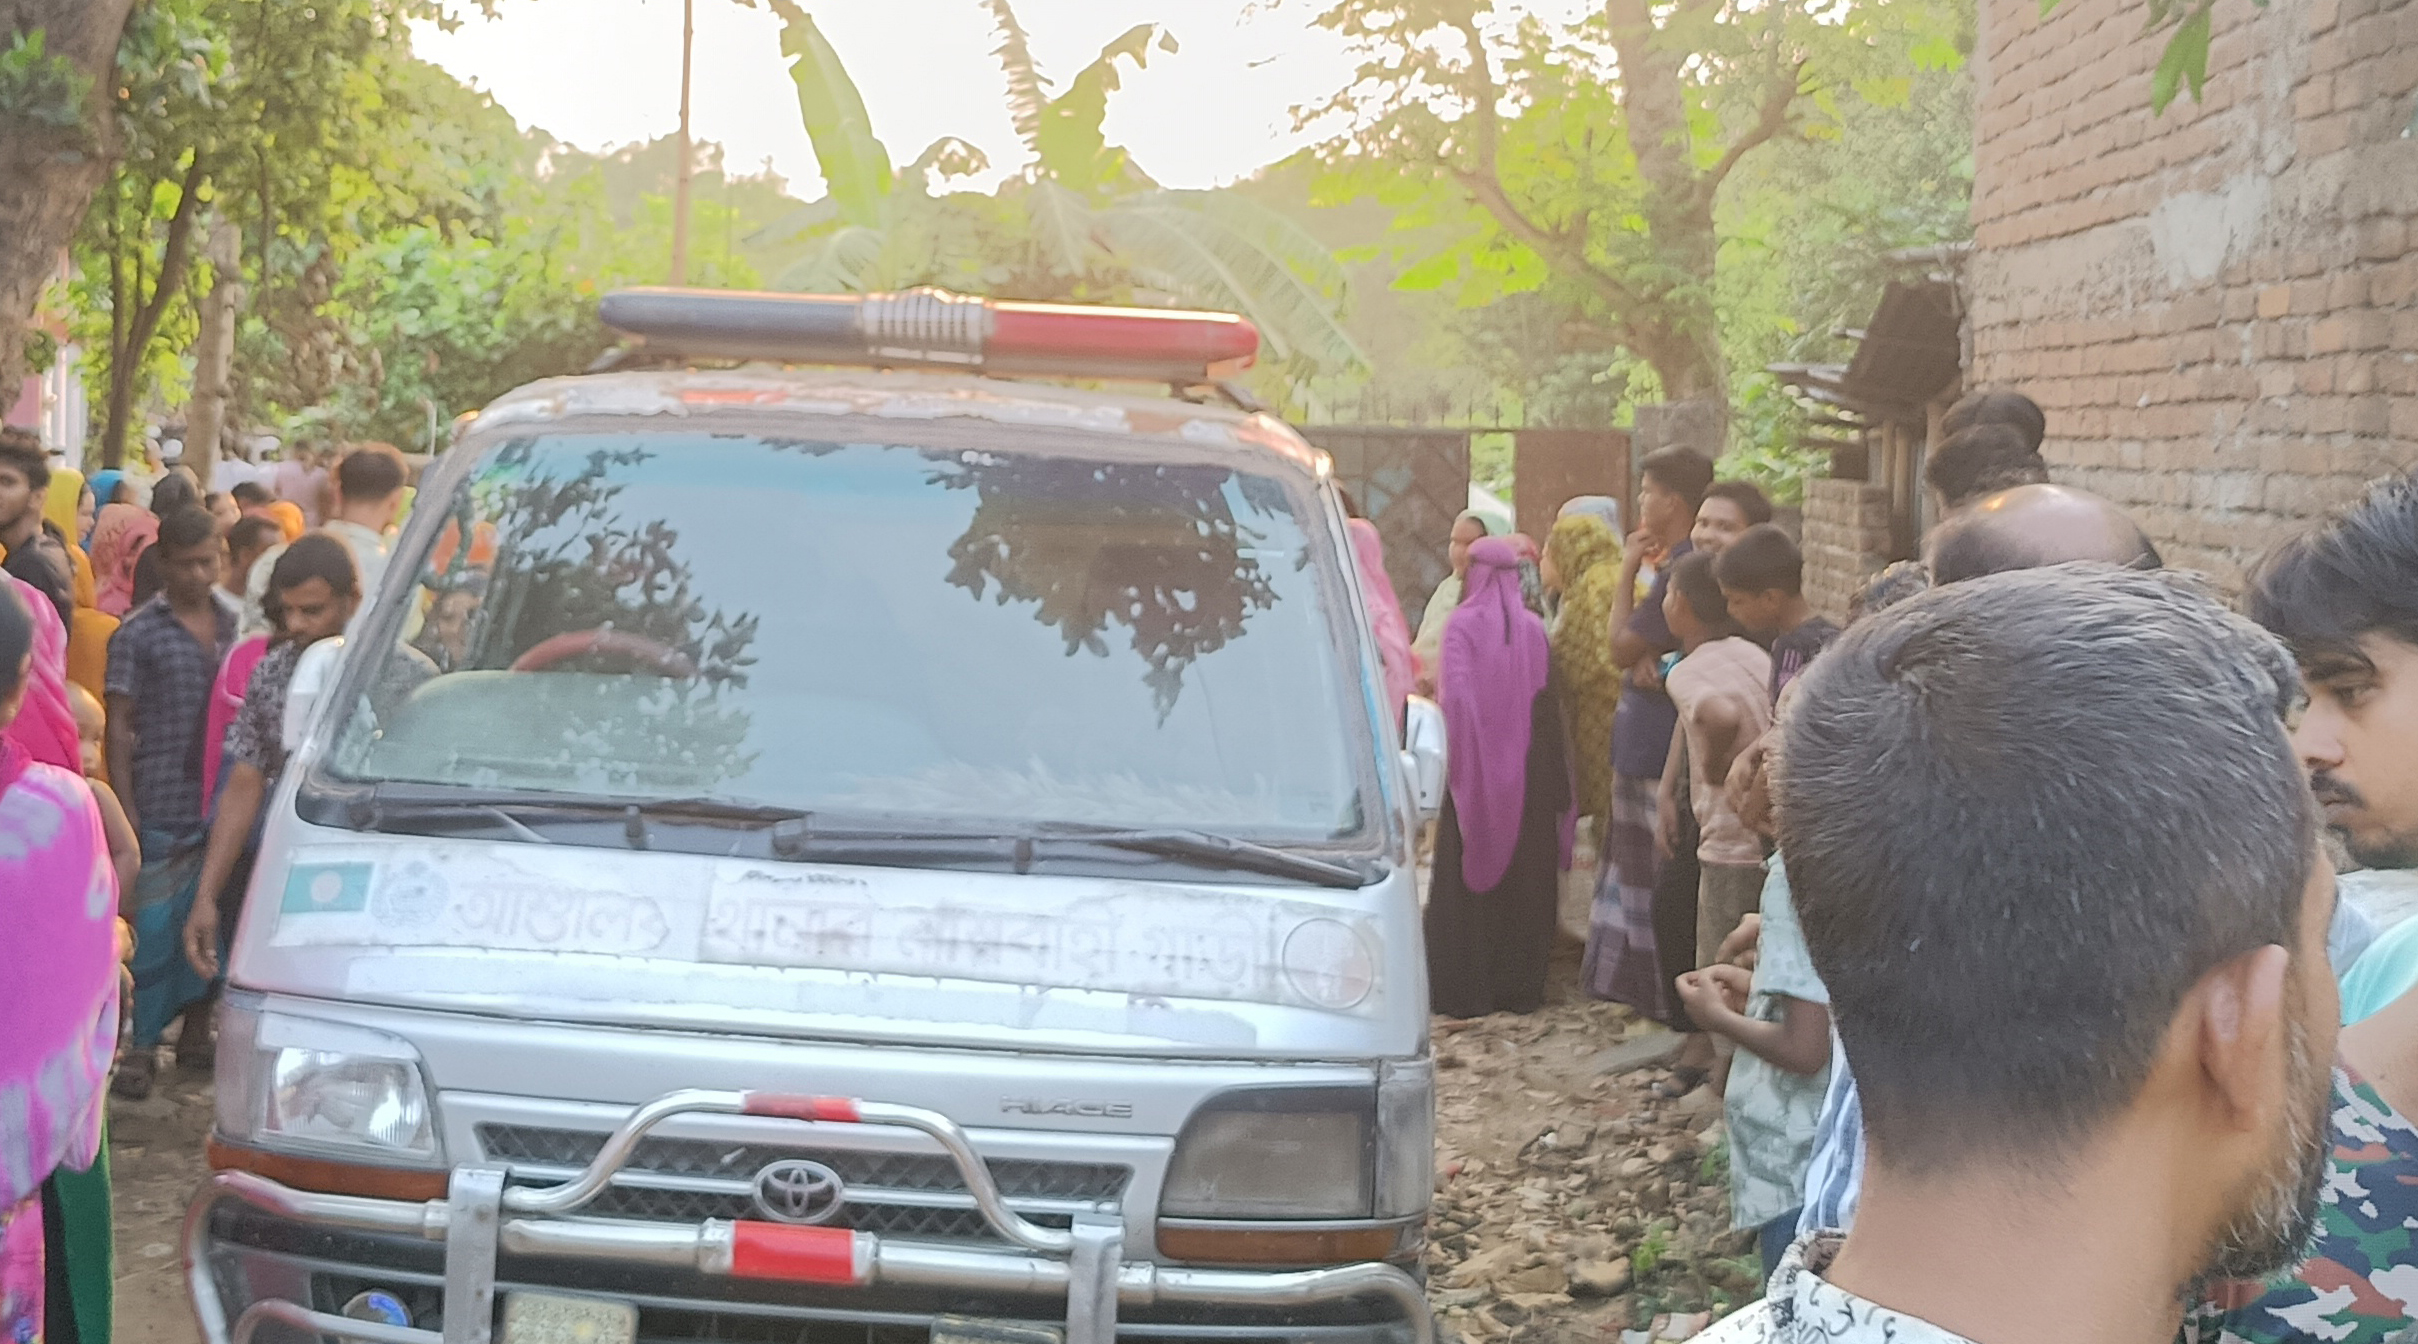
310,870,346,907
373,861,447,928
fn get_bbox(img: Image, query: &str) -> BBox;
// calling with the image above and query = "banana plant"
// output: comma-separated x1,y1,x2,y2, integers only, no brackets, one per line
759,0,1363,373
982,0,1362,371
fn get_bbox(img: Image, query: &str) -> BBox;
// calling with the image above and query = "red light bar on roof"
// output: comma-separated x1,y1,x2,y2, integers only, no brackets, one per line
598,286,1259,383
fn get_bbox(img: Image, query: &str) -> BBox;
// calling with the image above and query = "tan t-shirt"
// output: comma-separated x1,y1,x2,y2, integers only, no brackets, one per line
1668,635,1775,867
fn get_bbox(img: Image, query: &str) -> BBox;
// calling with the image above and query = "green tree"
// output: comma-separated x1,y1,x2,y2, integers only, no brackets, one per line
1305,0,1960,413
0,1,145,392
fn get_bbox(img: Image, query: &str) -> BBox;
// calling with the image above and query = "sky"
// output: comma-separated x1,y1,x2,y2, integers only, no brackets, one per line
412,0,1378,199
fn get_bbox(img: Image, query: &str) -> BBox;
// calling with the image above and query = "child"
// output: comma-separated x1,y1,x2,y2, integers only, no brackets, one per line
1713,523,1839,701
1656,553,1773,1001
1678,847,1831,1280
69,681,141,900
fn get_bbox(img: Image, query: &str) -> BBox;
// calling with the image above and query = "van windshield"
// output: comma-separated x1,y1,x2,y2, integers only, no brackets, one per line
322,429,1370,844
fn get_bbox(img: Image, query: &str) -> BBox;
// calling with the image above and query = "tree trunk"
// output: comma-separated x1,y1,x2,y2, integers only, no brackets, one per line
99,156,206,469
0,0,143,395
184,219,244,488
1602,0,1732,411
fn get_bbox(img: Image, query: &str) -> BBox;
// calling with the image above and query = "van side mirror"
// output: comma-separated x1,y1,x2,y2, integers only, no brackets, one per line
1401,696,1445,821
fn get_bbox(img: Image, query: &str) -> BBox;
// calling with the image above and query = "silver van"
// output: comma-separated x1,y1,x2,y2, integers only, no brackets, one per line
186,289,1446,1344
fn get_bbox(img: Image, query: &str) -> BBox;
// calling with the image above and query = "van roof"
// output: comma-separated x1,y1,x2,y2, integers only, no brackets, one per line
465,367,1328,480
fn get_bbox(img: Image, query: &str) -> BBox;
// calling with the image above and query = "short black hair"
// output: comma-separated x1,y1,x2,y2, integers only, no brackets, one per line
2246,469,2418,673
230,481,272,508
1639,447,1716,511
1703,479,1774,526
1940,390,2047,453
1,530,70,624
1714,523,1802,596
1849,560,1930,623
336,445,406,504
157,504,222,555
226,515,283,559
0,581,31,701
149,471,198,519
1667,550,1738,638
0,431,48,495
1926,423,2049,509
1777,565,2316,1174
261,532,361,632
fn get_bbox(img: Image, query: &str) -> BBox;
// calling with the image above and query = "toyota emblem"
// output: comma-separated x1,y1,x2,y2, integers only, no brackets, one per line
751,1159,847,1225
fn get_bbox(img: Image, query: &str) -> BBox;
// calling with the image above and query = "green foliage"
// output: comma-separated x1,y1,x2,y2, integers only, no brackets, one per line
766,0,890,229
1304,0,1966,408
0,28,93,131
1632,1221,1673,1278
763,1,1361,377
2043,0,2216,112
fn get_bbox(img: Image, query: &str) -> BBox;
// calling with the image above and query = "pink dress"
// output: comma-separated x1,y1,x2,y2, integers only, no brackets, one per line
203,635,272,804
0,737,121,1333
1345,520,1416,727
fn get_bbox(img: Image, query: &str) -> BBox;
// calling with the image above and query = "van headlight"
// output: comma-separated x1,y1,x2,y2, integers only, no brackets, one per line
216,1003,442,1165
1162,1087,1373,1218
1161,1070,1432,1222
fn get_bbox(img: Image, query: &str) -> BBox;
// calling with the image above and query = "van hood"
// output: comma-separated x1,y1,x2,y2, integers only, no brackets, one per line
228,814,1426,1062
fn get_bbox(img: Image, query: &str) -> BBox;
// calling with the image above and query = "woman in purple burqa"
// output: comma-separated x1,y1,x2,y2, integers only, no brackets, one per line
1426,537,1572,1017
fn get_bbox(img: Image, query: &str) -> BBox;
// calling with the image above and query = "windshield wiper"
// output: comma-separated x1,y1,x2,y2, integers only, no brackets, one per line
347,783,809,826
329,785,1369,885
1033,824,1368,888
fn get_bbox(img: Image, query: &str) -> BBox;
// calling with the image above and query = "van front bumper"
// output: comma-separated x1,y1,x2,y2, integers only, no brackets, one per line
187,1088,1432,1344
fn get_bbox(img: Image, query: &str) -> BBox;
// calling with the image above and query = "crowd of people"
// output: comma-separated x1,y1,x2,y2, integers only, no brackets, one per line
6,386,2418,1344
1411,389,2418,1344
0,431,410,1344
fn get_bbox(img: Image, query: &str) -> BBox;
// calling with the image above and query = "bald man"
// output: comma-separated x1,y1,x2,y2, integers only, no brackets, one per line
1926,483,2161,584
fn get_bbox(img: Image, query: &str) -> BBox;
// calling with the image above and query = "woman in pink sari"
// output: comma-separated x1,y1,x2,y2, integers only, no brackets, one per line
0,584,121,1339
1344,518,1415,728
3,573,79,774
88,503,157,619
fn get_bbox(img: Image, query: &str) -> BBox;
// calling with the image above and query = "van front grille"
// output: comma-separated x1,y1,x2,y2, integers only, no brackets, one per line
475,1123,1127,1246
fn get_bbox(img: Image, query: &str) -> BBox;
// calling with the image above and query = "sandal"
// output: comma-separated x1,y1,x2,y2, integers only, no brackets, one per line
1650,1066,1707,1099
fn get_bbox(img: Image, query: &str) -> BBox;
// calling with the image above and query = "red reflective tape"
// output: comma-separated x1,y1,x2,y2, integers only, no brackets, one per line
741,1093,861,1123
729,1223,863,1285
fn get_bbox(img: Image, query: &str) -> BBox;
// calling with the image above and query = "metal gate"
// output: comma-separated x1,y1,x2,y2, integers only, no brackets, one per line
1512,430,1631,545
1301,426,1471,621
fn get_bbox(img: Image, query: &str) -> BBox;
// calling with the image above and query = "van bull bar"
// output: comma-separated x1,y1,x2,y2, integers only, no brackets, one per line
184,1086,1435,1344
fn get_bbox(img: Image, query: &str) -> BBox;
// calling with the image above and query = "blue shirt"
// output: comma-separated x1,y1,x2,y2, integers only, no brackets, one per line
1610,540,1690,779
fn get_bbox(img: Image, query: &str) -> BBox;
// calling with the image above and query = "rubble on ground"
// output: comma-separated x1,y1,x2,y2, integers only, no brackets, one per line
1425,965,1763,1343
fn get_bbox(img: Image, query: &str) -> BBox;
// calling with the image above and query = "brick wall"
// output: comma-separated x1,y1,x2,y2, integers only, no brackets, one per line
1968,0,2418,586
1802,478,1894,624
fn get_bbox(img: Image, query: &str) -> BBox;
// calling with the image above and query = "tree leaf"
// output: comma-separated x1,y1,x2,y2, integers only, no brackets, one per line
1033,23,1166,197
766,0,891,228
2151,5,2211,112
1025,179,1096,279
1392,252,1462,291
981,0,1050,159
1099,196,1364,371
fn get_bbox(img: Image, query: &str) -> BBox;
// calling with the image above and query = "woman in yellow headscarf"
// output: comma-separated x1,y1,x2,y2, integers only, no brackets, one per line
43,469,118,701
1543,511,1624,826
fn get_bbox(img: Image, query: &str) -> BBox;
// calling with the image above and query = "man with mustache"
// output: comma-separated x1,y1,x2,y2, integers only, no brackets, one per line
1703,566,2337,1344
2188,472,2418,1344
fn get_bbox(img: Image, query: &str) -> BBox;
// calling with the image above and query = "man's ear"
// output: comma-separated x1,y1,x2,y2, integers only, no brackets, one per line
2191,943,2292,1134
